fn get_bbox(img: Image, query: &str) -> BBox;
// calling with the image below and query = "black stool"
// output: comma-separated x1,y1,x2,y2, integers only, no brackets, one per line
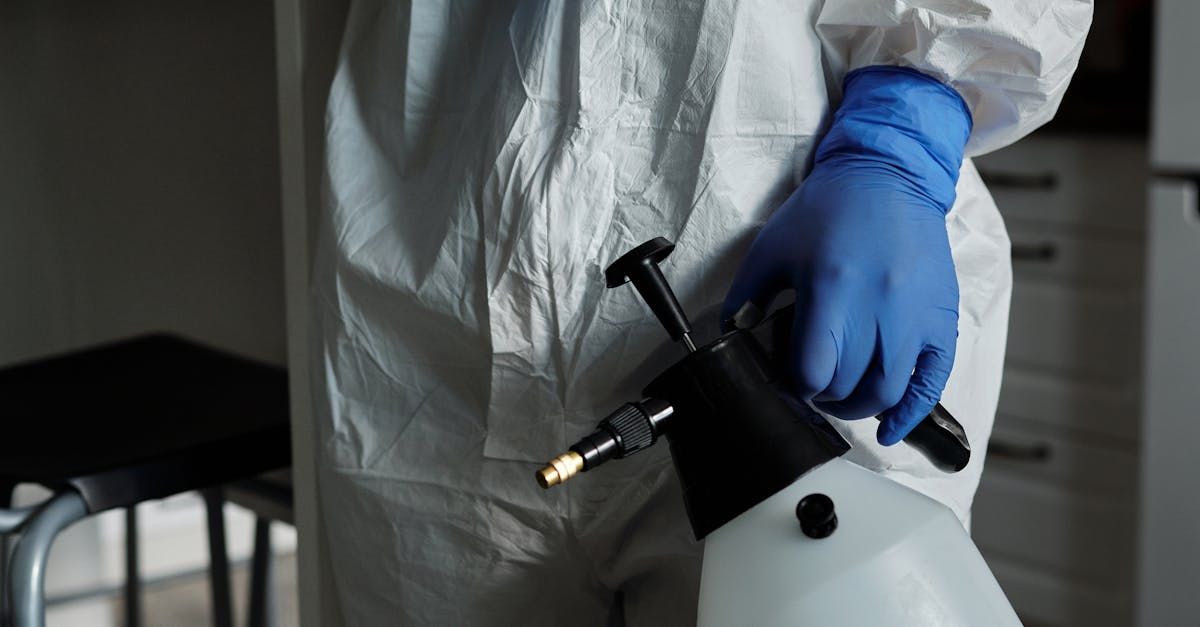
0,335,290,627
211,470,293,627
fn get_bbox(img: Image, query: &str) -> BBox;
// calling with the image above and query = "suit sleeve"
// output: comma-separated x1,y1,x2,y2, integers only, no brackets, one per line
816,0,1094,156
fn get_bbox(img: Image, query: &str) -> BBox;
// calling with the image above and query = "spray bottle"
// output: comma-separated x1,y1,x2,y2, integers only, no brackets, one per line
536,238,1020,626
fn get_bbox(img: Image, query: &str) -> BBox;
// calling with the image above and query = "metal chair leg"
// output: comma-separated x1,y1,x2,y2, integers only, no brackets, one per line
9,491,88,627
124,506,141,627
0,533,8,627
0,482,15,627
203,489,233,627
0,500,45,627
247,518,272,627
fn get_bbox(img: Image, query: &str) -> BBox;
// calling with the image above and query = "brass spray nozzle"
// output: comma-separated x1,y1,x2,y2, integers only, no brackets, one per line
534,400,672,489
536,451,585,489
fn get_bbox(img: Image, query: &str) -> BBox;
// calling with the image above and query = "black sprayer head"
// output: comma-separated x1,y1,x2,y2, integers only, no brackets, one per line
643,330,850,539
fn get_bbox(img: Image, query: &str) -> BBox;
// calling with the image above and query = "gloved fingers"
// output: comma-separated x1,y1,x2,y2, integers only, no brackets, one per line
788,290,839,400
720,241,787,331
812,316,874,402
876,336,957,446
813,337,912,421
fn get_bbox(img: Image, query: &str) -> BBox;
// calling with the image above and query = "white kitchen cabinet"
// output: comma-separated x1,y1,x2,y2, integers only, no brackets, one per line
973,134,1147,627
1137,0,1200,621
1137,180,1200,624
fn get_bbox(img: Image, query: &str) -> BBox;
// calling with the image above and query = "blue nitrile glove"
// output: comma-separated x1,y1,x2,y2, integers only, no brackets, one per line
723,66,971,446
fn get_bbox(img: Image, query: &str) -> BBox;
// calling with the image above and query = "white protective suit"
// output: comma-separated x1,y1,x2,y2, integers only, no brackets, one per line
314,1,1091,624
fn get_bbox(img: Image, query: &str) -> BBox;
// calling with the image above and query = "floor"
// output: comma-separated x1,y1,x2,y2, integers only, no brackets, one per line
47,553,298,627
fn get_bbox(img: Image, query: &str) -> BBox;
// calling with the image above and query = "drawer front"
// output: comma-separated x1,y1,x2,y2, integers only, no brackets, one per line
1006,281,1141,380
972,468,1136,588
997,369,1139,441
974,135,1147,232
986,416,1138,494
1007,219,1145,288
986,555,1133,627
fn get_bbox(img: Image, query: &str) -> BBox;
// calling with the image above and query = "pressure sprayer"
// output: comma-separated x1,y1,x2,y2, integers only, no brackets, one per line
536,238,1020,626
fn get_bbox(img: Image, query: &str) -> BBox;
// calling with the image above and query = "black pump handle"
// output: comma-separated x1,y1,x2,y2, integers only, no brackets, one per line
743,302,971,473
605,238,693,344
902,402,970,472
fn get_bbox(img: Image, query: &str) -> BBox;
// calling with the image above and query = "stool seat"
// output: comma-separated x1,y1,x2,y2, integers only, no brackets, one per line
0,334,290,513
226,469,293,525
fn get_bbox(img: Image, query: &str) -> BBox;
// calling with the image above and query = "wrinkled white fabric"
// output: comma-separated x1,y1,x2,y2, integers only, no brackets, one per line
313,1,1090,624
817,0,1092,155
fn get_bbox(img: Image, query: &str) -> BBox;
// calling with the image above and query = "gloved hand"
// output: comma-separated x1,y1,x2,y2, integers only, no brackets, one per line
722,66,972,446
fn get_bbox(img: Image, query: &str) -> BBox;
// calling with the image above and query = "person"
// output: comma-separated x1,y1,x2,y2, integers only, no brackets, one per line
313,2,1092,624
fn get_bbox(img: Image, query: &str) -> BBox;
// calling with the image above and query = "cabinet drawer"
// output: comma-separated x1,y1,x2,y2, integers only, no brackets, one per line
987,416,1138,494
986,555,1133,627
975,136,1147,232
998,369,1139,441
972,468,1135,587
1007,281,1141,379
1007,219,1144,288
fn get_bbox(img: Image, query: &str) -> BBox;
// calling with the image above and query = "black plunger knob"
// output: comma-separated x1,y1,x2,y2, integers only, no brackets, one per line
796,493,837,539
605,238,693,343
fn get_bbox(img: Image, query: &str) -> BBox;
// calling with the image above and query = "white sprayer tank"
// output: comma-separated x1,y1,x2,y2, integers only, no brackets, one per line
698,458,1021,626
